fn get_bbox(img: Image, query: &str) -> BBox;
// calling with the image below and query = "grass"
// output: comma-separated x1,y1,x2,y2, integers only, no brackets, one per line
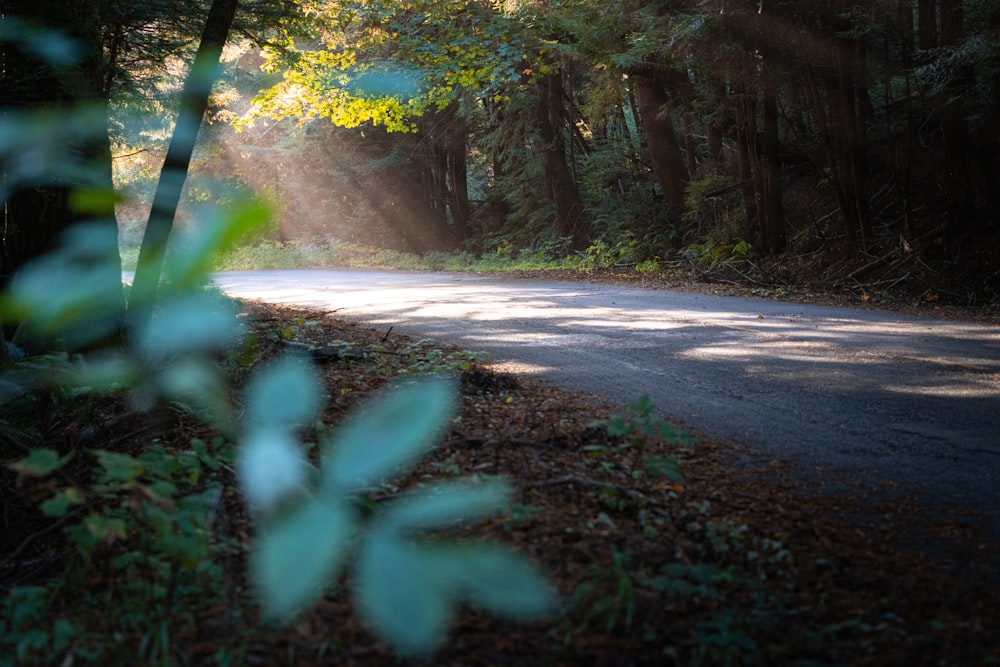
118,238,601,274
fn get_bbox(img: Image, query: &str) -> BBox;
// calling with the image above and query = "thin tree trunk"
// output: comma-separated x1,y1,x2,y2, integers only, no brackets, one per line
762,70,785,254
128,0,239,322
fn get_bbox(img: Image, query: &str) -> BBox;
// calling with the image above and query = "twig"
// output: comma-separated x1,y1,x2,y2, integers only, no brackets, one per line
525,475,659,504
0,510,79,571
442,433,559,449
847,224,944,281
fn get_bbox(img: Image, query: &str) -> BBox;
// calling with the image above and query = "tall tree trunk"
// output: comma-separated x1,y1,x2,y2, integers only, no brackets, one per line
129,0,239,322
633,71,689,230
834,33,872,245
918,0,937,50
418,128,450,249
937,0,976,238
536,71,591,249
1,0,118,278
1,0,124,348
443,104,471,243
893,0,917,237
733,85,759,242
761,70,786,254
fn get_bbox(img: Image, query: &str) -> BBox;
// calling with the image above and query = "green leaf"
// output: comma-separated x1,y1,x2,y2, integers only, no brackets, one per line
245,354,324,431
69,356,142,393
39,487,84,517
355,533,554,655
163,201,274,289
237,427,308,511
354,530,454,655
8,448,72,478
379,479,511,532
436,544,555,619
644,456,685,483
0,224,124,348
136,290,242,359
252,499,357,619
92,450,144,483
322,378,456,494
83,514,127,542
158,359,234,434
67,187,120,215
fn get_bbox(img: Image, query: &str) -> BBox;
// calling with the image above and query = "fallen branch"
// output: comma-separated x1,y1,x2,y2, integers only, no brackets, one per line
847,224,944,281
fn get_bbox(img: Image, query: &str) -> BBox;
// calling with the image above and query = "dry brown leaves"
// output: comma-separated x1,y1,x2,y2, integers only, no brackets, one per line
1,296,996,666
236,301,1000,666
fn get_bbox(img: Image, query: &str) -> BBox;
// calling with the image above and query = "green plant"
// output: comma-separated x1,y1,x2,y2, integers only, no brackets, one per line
635,258,661,275
0,588,83,666
240,361,554,654
578,233,641,270
396,339,488,374
589,395,694,482
3,436,239,665
566,549,636,634
503,502,544,530
2,203,552,661
683,239,753,270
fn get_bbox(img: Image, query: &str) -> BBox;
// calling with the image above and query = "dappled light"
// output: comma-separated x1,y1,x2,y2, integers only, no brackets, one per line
214,269,1000,543
213,270,1000,407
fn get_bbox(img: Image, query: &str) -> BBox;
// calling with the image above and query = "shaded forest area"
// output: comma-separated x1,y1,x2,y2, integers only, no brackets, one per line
217,0,1000,307
5,1,998,308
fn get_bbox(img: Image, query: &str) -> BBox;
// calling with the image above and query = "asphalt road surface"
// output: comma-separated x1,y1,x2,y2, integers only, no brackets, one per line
213,269,1000,535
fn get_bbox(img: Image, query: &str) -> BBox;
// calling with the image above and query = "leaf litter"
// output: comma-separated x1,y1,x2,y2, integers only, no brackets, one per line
0,298,997,666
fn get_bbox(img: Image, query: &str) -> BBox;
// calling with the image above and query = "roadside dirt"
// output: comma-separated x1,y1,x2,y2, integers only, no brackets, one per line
482,262,1000,326
239,301,1000,665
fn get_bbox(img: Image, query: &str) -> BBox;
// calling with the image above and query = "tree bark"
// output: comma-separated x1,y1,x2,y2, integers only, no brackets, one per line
129,0,239,320
443,104,471,243
834,32,872,245
733,85,759,242
936,0,975,238
1,0,124,349
536,71,591,249
761,70,786,254
632,71,689,230
1,0,119,281
918,0,937,50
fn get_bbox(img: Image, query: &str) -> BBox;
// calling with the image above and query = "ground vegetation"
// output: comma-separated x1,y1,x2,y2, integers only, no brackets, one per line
2,297,998,665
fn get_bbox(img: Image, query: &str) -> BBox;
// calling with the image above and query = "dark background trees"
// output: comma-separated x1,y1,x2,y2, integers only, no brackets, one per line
4,0,999,306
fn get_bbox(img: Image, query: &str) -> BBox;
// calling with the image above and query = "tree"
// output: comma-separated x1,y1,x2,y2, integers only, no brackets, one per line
0,0,124,349
129,0,240,319
1,1,115,273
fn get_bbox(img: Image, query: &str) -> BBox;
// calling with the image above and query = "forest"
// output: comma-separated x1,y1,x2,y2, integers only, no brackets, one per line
1,1,999,665
4,0,1000,304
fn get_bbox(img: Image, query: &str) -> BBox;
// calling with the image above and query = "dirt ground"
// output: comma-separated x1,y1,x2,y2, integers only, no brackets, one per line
237,298,1000,666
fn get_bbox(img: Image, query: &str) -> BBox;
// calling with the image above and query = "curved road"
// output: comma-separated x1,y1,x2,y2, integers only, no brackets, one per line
213,269,1000,535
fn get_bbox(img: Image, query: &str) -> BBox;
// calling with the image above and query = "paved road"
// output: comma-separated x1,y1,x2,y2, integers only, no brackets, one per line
213,269,1000,534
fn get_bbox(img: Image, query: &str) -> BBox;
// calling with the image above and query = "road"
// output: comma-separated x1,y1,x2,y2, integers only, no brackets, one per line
212,269,1000,535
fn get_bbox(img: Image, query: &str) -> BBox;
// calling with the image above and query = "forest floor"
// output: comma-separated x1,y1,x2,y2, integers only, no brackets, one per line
2,268,999,666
